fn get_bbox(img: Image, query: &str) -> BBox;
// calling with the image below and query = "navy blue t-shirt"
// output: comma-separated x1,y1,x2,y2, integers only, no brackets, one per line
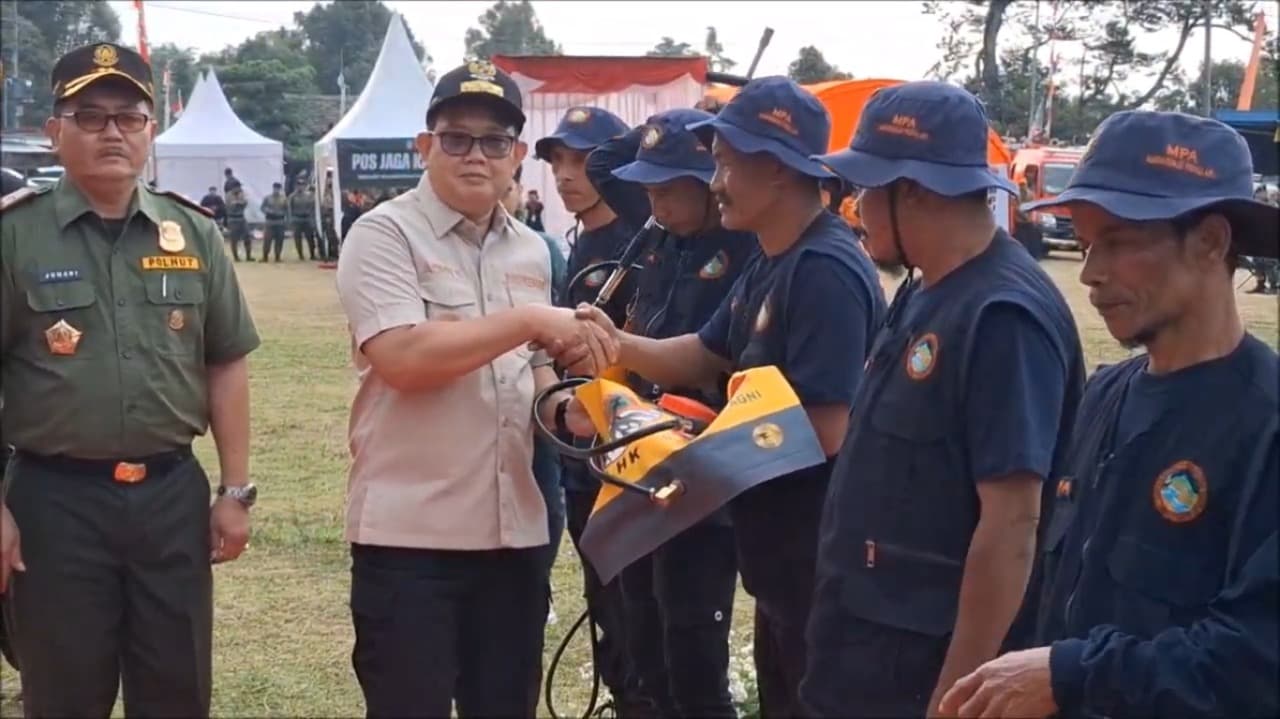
560,217,640,327
697,211,884,409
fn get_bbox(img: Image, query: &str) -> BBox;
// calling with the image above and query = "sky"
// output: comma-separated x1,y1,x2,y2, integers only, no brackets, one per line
107,0,1269,94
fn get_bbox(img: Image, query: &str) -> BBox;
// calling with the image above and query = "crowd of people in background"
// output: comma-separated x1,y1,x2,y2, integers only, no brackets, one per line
189,166,418,266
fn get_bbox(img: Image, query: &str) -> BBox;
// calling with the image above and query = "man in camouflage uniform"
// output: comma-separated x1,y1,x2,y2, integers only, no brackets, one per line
0,42,260,717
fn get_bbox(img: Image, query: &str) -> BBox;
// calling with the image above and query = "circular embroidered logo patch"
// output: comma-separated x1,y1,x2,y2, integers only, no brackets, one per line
583,257,606,288
641,125,662,149
904,332,939,381
566,107,591,124
1152,460,1207,523
699,250,728,279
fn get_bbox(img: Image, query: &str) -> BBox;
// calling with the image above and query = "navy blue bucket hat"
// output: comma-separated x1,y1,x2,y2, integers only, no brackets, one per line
535,106,630,161
815,81,1016,197
1023,110,1278,259
613,108,716,185
686,76,834,179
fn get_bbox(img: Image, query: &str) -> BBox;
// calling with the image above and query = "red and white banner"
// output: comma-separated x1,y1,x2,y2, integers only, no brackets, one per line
490,55,708,239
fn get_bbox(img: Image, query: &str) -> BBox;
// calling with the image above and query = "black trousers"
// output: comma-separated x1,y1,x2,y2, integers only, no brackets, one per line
564,481,635,703
3,450,212,718
349,543,547,718
620,517,737,718
730,467,831,718
227,220,250,260
800,617,949,718
262,224,285,261
292,222,317,259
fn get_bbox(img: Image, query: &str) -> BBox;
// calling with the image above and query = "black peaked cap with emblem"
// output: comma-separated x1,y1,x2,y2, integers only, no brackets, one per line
51,42,154,103
428,59,525,133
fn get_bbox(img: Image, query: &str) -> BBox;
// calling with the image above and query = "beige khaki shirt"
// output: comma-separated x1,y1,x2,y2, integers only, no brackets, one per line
335,174,554,551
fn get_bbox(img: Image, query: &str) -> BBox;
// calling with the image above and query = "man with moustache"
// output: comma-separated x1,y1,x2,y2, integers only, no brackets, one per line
0,42,259,717
335,60,616,718
940,111,1278,719
584,107,755,717
799,81,1085,718
557,77,886,716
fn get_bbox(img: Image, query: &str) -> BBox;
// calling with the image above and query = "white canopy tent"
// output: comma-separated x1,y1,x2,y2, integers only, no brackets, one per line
314,13,433,233
155,68,284,221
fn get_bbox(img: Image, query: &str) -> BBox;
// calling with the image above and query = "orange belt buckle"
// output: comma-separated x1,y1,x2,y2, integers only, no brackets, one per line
113,462,147,483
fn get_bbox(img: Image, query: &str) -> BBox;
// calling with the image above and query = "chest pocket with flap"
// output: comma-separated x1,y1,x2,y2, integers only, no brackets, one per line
142,273,206,357
24,281,100,358
419,282,477,321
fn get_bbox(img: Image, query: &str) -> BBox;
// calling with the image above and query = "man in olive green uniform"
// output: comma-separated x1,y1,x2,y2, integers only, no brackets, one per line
289,181,317,261
225,181,251,262
260,182,288,262
0,42,260,717
320,184,337,261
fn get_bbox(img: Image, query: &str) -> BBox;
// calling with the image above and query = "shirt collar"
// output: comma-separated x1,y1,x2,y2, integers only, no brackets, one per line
53,177,164,229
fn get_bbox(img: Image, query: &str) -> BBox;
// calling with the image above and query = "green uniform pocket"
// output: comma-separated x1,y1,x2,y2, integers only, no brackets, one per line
142,274,206,357
24,281,99,359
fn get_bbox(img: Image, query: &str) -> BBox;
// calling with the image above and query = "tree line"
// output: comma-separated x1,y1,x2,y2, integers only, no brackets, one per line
923,0,1278,143
2,0,1274,164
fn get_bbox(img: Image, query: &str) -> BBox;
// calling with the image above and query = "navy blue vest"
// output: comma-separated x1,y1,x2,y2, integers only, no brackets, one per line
1038,335,1278,646
820,233,1083,638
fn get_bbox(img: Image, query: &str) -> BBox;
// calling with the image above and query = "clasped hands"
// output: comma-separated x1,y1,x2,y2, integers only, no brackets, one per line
531,303,620,377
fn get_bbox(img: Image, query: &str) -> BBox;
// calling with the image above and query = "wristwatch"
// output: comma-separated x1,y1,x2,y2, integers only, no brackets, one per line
217,483,257,509
554,397,572,437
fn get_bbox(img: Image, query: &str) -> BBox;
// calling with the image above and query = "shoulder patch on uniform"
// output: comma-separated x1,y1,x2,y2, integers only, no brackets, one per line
0,186,45,213
149,186,214,218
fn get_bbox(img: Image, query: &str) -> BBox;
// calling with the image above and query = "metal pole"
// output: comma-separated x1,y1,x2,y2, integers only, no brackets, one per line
1028,0,1040,137
744,28,774,81
1202,0,1213,115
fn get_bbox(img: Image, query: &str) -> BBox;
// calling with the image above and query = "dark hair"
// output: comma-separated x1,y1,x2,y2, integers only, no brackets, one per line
1171,207,1240,273
513,164,523,183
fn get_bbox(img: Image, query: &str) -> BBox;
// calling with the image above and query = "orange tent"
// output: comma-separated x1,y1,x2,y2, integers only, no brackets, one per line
702,78,1013,166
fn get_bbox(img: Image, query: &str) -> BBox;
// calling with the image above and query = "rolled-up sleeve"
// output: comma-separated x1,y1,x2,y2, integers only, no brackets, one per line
336,212,426,349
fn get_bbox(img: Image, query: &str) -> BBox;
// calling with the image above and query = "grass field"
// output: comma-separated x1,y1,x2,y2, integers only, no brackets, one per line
1,251,1276,718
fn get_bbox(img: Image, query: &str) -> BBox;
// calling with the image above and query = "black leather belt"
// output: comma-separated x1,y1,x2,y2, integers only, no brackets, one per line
14,446,193,483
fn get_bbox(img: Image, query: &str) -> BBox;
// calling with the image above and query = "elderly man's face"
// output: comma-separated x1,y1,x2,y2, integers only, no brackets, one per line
1075,203,1230,348
45,81,155,184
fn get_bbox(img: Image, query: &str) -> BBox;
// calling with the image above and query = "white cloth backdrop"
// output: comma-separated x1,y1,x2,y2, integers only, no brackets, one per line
508,74,703,242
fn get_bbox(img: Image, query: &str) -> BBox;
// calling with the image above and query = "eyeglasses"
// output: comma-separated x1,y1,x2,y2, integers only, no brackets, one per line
431,131,516,159
59,110,152,133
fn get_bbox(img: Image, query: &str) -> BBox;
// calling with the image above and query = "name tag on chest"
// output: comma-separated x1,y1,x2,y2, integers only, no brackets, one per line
142,256,201,271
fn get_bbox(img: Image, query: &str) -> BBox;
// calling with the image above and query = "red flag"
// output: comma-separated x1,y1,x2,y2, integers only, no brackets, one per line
133,0,150,64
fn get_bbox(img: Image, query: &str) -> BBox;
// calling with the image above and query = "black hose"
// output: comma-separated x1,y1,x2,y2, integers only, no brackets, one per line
545,607,602,719
531,379,688,501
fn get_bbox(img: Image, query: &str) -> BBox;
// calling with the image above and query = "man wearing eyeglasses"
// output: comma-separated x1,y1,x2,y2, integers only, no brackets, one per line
0,43,260,717
334,60,618,718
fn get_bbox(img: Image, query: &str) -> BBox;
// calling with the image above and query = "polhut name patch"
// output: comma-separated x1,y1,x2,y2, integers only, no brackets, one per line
142,256,201,270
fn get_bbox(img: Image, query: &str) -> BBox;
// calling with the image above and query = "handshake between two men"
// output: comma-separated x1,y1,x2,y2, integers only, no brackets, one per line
529,303,627,439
